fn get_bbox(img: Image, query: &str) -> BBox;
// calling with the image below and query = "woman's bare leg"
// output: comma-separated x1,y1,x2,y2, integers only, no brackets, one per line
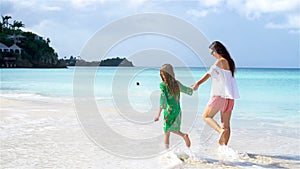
221,111,232,145
203,107,225,145
203,107,223,133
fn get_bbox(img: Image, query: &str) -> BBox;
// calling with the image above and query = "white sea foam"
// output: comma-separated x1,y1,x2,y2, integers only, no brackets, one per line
0,92,45,100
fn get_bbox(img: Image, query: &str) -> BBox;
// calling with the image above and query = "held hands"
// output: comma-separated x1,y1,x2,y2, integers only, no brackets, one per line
191,83,199,91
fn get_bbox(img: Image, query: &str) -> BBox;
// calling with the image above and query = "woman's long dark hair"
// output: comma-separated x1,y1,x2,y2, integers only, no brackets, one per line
209,41,236,77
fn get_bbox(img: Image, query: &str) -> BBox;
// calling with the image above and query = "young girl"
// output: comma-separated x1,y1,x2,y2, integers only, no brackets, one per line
154,64,193,149
192,41,239,145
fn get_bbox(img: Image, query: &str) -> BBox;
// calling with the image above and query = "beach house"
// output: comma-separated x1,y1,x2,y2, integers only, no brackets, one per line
0,42,22,67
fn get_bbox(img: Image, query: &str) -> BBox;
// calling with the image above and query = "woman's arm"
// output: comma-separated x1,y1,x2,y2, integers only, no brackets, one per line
191,73,210,91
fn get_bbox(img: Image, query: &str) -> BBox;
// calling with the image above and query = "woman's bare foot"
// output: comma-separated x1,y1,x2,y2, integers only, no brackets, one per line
183,134,191,147
218,129,226,145
223,129,230,145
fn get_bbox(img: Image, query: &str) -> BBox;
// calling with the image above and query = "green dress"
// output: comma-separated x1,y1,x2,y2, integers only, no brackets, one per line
160,81,193,133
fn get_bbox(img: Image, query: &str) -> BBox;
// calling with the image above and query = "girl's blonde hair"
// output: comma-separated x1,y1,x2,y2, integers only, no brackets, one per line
160,64,180,97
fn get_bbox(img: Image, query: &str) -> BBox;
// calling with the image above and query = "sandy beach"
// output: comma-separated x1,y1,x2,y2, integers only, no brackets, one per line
0,97,161,169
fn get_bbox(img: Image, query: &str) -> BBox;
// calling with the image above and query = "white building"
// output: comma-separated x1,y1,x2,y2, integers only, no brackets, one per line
9,44,22,54
0,42,10,52
0,43,22,67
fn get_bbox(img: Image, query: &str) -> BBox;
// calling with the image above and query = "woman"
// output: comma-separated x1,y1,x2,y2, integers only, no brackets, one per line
192,41,239,145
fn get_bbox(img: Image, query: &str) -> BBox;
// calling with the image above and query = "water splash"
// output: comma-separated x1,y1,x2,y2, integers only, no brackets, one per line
217,145,239,161
159,151,183,169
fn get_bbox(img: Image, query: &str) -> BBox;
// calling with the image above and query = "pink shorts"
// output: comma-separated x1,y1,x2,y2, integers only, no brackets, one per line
207,96,234,113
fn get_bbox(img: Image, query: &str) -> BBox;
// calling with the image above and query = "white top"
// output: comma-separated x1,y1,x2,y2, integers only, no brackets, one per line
207,65,240,99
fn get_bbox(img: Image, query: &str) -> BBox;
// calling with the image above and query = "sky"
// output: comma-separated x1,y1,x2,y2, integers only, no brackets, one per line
1,0,299,68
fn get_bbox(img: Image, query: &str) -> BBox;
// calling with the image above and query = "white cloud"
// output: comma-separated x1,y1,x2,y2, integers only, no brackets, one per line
24,19,55,37
246,0,299,33
224,0,299,19
193,0,300,32
186,9,208,18
266,15,300,29
197,0,224,7
2,0,34,13
128,0,147,8
287,15,300,28
245,0,299,14
70,0,106,9
288,29,300,34
25,19,90,57
3,0,62,12
41,6,61,12
4,0,36,8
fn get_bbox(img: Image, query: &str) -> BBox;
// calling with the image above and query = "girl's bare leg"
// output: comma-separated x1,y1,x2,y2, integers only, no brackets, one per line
221,111,232,145
203,107,225,145
164,131,170,149
172,131,191,147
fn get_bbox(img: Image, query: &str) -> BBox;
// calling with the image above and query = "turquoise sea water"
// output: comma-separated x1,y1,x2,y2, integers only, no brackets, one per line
1,67,299,122
1,67,299,116
1,66,299,132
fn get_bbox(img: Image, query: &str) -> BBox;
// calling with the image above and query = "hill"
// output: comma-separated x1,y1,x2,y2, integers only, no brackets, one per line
0,15,134,68
0,15,66,68
64,56,134,67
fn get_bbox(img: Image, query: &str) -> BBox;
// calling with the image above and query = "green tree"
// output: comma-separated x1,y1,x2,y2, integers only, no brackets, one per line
10,20,25,30
10,20,25,43
46,38,50,45
0,22,3,32
1,15,12,28
0,16,65,68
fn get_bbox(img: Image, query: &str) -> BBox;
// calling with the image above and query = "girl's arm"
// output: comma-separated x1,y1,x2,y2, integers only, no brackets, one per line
179,82,193,95
154,108,162,121
191,73,210,91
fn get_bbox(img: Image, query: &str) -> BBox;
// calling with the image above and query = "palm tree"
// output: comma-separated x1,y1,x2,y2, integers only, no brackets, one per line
46,38,50,45
11,20,25,30
10,20,25,34
10,20,25,44
1,15,12,29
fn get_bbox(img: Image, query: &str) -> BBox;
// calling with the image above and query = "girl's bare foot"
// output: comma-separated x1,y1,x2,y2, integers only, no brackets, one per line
183,134,191,147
